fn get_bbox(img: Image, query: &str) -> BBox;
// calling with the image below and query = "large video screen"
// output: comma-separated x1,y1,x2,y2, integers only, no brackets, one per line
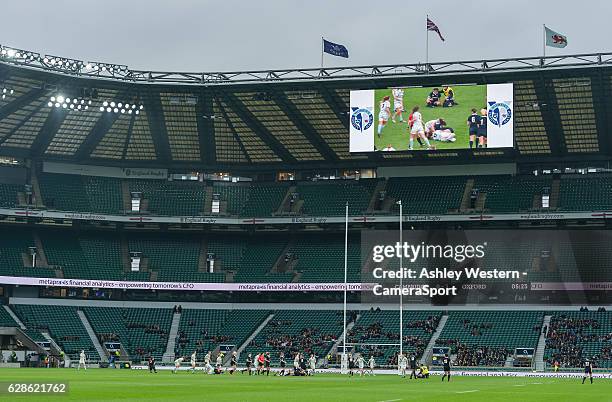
349,83,513,152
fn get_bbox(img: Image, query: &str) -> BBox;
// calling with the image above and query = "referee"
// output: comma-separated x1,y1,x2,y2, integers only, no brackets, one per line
441,354,451,382
409,353,418,379
582,358,593,384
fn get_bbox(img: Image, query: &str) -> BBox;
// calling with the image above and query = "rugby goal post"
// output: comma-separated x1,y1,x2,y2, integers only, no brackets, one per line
341,342,403,374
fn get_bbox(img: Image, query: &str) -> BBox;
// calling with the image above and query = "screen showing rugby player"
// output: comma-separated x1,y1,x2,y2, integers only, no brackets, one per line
349,83,513,152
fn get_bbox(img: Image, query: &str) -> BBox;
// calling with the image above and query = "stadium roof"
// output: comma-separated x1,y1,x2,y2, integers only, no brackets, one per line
0,46,611,170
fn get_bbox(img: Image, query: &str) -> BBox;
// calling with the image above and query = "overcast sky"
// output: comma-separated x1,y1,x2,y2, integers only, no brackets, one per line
1,1,609,72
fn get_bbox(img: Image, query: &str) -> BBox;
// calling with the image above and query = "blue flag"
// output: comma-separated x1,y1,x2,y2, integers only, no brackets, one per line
323,39,349,58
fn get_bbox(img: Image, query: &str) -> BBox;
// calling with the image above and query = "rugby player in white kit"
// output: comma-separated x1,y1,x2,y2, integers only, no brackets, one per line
377,96,391,138
391,88,405,123
409,106,432,150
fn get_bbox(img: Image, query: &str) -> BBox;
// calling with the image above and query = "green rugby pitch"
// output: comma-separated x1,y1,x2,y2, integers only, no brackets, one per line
0,368,609,401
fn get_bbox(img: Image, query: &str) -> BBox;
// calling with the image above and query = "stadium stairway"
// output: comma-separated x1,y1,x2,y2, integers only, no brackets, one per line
549,179,560,209
121,181,131,212
76,310,106,361
534,315,552,372
29,170,44,208
235,312,275,360
276,185,300,215
460,179,475,211
367,180,387,213
162,309,182,363
422,314,449,364
270,240,296,274
32,232,50,268
325,312,361,357
40,331,70,366
3,305,25,329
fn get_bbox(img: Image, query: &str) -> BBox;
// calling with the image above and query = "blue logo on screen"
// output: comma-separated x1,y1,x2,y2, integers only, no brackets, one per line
488,102,512,127
351,107,373,132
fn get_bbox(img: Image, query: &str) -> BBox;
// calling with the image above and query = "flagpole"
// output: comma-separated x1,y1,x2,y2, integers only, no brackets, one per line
543,24,546,59
321,37,324,68
425,15,429,68
342,202,348,361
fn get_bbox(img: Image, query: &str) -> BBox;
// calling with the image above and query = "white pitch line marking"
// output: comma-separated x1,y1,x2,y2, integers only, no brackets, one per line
513,384,526,387
455,390,479,394
377,399,401,402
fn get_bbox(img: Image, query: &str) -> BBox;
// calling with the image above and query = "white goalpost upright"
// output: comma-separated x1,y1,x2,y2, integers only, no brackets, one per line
341,202,349,374
398,200,403,361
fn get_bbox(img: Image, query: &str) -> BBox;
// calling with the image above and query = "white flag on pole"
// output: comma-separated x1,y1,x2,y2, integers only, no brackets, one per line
545,26,568,48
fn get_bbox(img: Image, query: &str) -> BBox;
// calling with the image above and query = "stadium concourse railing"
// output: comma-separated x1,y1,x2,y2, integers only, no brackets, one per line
0,43,611,85
0,206,611,225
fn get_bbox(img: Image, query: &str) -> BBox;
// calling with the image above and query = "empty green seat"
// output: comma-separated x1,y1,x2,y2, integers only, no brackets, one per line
559,176,612,211
84,307,172,361
39,173,121,214
297,179,378,216
12,305,96,361
386,177,464,214
0,182,21,208
128,179,205,216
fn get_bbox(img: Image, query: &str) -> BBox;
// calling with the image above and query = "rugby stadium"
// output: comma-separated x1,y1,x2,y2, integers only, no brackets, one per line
0,41,610,402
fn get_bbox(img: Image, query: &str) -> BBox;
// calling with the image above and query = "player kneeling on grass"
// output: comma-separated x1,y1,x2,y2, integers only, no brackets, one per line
442,85,458,107
582,358,594,384
441,354,451,382
426,88,442,107
417,364,429,379
173,356,184,374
